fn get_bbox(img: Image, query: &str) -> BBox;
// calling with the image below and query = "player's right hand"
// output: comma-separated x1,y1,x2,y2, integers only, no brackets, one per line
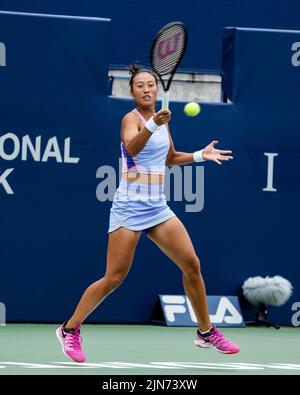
153,109,171,125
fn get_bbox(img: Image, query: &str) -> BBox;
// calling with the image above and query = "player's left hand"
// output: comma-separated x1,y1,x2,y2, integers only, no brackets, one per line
202,140,233,165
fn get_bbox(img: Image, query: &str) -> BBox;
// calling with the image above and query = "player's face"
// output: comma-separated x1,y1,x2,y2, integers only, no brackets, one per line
131,72,158,107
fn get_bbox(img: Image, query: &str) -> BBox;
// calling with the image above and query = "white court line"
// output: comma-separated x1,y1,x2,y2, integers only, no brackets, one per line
0,362,299,371
151,362,263,370
269,364,300,370
100,362,184,369
55,362,132,369
1,362,68,369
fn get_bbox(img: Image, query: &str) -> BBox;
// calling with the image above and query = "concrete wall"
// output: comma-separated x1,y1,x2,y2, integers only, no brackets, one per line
109,70,222,102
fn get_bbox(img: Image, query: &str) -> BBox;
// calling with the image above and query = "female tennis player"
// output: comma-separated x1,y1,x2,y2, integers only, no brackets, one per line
56,64,240,362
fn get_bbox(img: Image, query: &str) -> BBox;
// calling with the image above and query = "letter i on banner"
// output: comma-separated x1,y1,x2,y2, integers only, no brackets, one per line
263,153,278,192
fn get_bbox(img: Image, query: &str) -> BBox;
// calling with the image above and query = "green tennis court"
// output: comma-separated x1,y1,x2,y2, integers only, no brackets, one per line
0,324,299,375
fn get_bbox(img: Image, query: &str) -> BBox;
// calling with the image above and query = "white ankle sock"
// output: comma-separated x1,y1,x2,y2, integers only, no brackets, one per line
199,327,213,335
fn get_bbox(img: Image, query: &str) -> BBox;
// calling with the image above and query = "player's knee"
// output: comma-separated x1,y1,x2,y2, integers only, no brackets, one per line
184,256,201,277
105,273,126,290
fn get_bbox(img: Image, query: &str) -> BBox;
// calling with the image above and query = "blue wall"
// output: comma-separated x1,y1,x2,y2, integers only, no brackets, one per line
0,0,300,71
0,11,299,326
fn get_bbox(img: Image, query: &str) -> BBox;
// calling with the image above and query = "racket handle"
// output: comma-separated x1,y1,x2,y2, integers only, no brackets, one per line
161,91,170,110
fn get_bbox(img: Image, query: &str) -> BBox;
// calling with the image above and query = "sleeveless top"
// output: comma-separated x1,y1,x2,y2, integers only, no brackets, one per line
120,108,170,176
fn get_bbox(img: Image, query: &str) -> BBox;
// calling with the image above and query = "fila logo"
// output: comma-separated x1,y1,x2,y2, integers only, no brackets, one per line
162,296,187,321
0,42,6,67
161,295,244,326
209,297,243,325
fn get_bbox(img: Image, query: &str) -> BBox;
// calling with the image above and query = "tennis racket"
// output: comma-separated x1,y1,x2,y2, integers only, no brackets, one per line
150,21,188,109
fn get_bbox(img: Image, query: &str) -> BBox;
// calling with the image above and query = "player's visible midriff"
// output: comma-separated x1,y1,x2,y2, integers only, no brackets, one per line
122,172,164,184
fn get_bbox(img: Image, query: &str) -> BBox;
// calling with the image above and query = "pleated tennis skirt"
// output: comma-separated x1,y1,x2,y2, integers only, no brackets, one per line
108,179,176,234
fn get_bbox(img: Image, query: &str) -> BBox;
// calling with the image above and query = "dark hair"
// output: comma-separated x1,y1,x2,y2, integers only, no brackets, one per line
129,63,157,89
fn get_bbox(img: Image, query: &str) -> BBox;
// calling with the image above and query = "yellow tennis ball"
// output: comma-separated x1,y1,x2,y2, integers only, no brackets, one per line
184,102,201,117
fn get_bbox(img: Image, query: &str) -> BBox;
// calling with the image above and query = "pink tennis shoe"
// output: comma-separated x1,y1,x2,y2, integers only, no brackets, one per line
195,326,240,354
56,323,86,363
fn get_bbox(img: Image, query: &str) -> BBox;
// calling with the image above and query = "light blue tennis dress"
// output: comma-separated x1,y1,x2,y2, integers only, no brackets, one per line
108,109,176,234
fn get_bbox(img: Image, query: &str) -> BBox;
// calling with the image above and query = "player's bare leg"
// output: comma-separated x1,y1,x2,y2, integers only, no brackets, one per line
146,216,240,354
56,227,141,362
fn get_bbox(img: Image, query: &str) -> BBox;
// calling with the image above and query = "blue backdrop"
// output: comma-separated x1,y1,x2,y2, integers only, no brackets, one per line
0,0,300,71
0,11,299,325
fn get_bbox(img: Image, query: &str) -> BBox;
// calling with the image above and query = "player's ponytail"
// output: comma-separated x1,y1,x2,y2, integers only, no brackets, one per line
129,63,142,76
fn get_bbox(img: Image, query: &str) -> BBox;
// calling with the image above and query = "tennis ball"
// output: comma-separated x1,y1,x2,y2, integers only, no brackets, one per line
184,102,201,117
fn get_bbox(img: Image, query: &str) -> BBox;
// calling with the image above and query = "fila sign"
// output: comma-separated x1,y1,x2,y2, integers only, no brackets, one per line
159,295,245,327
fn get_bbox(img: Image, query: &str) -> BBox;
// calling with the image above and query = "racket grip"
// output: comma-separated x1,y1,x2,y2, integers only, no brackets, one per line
161,91,170,110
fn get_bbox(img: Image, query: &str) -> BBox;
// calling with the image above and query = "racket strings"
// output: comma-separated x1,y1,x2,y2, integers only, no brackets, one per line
153,47,185,74
152,25,186,76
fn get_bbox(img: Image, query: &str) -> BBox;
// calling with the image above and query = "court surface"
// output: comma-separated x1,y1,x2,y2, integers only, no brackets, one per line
0,324,299,375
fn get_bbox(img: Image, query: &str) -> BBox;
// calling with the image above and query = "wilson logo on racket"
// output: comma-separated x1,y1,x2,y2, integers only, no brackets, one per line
157,32,183,59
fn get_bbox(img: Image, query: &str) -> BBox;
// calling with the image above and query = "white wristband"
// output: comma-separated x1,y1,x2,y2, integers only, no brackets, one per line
145,117,159,134
193,149,205,162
